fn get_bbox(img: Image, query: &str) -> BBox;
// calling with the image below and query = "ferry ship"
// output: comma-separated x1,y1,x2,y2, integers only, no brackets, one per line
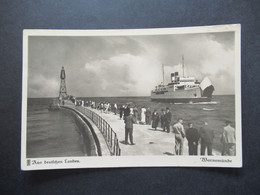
151,57,214,103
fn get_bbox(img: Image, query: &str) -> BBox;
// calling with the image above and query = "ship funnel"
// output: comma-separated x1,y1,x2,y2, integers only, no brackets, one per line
171,73,175,82
171,72,179,82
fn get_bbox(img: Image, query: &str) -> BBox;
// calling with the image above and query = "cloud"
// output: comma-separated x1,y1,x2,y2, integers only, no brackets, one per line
28,74,59,97
27,32,236,97
134,33,235,94
78,51,162,97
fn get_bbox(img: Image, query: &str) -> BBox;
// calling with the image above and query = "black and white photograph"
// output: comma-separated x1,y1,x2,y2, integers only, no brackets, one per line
21,24,242,170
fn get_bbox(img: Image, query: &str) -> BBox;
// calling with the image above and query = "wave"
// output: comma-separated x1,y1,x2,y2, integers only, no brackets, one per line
193,101,218,105
174,101,219,105
203,108,216,111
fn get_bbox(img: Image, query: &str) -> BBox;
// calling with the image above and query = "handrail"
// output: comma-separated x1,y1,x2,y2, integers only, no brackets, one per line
77,106,121,156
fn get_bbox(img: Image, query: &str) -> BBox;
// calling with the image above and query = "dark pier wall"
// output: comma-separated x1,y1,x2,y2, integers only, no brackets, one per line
61,106,102,156
69,109,99,157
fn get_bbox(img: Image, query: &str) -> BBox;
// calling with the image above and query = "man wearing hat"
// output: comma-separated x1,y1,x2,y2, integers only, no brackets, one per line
124,113,136,145
186,122,199,155
221,120,236,156
165,107,172,133
173,118,185,155
199,122,214,155
161,109,166,131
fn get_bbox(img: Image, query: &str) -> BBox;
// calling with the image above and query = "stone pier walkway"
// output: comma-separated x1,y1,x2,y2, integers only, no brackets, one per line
75,106,189,156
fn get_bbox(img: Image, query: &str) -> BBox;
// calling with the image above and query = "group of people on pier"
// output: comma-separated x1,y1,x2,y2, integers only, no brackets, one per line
118,105,235,156
117,105,172,133
71,98,236,156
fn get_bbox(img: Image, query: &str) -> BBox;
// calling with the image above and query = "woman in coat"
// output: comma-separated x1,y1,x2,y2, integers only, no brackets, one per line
141,107,146,124
152,110,160,130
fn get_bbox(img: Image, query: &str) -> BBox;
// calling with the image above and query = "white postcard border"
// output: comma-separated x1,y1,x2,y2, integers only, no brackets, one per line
21,24,242,170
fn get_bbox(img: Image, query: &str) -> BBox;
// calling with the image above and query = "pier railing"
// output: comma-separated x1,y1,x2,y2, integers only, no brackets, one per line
80,107,121,156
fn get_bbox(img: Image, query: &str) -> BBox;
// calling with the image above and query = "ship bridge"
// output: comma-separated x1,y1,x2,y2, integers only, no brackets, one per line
179,77,196,85
174,77,200,90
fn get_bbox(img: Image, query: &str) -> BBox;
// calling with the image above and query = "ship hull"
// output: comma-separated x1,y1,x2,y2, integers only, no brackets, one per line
151,87,212,103
151,97,212,103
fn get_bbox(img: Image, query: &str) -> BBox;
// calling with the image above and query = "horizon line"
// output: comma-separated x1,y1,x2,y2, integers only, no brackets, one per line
28,94,235,98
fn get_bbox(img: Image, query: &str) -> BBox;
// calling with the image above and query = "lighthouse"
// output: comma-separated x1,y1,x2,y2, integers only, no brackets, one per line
59,66,68,100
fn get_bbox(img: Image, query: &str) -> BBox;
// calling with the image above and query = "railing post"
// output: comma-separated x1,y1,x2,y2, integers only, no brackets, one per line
100,117,102,129
107,125,109,141
116,141,119,155
106,123,109,140
99,116,101,129
113,135,116,155
110,130,113,148
103,119,107,139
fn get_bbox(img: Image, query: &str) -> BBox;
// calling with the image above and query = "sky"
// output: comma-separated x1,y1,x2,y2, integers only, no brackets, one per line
27,31,235,98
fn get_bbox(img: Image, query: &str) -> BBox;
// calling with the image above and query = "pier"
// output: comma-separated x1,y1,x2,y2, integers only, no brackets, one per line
61,101,217,156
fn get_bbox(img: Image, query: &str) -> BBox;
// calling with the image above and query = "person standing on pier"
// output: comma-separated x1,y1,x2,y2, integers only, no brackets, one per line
119,105,124,119
100,102,104,113
104,102,109,113
124,113,135,145
103,102,106,113
114,103,118,115
130,107,134,116
199,122,214,156
165,108,172,133
133,106,138,124
186,123,199,155
145,107,152,125
221,120,236,156
124,105,130,120
92,101,96,109
173,118,185,155
160,109,166,131
141,107,146,124
151,110,160,130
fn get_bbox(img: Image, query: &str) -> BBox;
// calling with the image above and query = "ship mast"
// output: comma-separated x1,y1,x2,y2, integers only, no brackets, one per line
162,64,165,85
182,55,185,77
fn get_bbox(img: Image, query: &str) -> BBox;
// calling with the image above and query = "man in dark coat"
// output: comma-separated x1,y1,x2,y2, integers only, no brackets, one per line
165,107,172,133
160,109,166,131
124,113,135,145
119,105,124,119
151,110,160,130
123,105,130,119
199,122,214,155
186,123,199,155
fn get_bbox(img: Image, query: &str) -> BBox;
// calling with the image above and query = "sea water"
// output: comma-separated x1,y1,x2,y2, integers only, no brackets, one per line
26,98,86,158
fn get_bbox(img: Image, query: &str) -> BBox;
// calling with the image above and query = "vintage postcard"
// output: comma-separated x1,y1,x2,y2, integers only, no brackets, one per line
21,24,242,170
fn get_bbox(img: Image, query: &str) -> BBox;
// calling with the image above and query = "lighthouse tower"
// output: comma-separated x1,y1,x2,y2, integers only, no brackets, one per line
59,66,67,100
